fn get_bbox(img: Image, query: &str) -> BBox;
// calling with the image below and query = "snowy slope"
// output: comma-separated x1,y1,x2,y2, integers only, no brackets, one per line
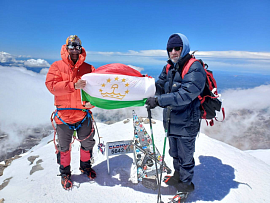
246,149,270,165
1,119,270,203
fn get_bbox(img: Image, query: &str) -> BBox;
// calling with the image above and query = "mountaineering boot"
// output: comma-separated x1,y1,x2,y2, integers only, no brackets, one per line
80,159,96,179
58,165,72,190
168,181,193,203
61,173,72,190
175,182,195,193
169,191,189,203
57,150,72,190
80,166,97,179
80,148,96,179
164,170,181,186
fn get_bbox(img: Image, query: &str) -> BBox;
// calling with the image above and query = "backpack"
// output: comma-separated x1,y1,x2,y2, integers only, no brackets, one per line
166,55,225,126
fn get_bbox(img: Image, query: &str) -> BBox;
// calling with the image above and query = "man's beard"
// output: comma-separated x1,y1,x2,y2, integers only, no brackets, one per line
171,56,180,63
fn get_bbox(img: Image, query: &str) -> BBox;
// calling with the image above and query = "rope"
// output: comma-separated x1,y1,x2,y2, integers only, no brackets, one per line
50,108,103,154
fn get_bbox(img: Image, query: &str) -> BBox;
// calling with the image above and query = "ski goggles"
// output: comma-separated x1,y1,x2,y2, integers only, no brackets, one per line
67,45,82,50
167,47,181,52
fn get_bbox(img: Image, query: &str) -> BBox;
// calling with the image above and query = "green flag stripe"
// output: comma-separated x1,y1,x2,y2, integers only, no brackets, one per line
81,90,147,110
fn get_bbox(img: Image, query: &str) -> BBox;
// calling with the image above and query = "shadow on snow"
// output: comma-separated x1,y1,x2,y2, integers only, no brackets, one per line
72,155,242,202
189,155,241,202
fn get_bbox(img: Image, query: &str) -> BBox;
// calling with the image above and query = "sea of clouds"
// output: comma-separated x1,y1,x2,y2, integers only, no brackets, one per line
0,51,269,160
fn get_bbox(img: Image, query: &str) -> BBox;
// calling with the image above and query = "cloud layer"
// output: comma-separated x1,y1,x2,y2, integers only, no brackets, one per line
2,49,270,74
86,50,270,74
201,85,270,150
0,52,269,153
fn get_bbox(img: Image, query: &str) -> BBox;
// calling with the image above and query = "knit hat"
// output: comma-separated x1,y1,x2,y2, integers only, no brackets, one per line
66,35,82,46
167,34,183,50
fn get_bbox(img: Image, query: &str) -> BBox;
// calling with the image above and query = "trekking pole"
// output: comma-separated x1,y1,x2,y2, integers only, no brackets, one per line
157,106,172,203
147,106,160,190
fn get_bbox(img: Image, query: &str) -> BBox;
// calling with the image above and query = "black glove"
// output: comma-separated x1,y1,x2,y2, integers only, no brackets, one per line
145,97,159,109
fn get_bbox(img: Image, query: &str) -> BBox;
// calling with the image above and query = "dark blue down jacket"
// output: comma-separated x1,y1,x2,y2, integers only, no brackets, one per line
156,34,206,137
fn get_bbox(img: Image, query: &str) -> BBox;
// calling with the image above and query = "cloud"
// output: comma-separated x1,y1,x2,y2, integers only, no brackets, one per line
195,51,270,60
88,50,270,60
0,51,50,70
0,65,54,125
86,50,168,66
127,64,144,72
24,59,50,68
0,51,24,65
221,85,270,113
0,52,14,63
1,62,269,155
86,50,270,73
87,50,167,57
201,84,270,150
17,54,32,58
40,68,49,75
0,65,54,150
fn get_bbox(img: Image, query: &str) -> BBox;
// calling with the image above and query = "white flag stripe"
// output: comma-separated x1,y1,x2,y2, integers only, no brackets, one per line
81,73,156,101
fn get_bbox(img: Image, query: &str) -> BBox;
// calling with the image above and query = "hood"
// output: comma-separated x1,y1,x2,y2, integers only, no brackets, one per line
177,33,190,57
167,33,190,58
60,44,87,67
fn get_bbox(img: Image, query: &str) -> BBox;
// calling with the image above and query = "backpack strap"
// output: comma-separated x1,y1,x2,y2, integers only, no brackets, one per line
166,64,171,74
165,56,200,78
181,57,199,78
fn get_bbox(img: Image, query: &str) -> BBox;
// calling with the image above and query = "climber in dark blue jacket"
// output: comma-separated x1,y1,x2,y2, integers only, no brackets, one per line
146,33,206,193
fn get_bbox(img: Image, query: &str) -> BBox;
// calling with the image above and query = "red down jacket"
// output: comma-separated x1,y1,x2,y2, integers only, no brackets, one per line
45,45,95,124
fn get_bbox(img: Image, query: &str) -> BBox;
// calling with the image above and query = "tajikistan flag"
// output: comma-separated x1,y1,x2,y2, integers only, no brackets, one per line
81,63,156,110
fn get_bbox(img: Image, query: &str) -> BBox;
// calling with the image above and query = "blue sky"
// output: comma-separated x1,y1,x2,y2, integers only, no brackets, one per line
1,0,270,74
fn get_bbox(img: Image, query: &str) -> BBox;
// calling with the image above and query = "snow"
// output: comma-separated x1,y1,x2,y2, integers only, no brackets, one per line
246,149,270,165
1,119,270,203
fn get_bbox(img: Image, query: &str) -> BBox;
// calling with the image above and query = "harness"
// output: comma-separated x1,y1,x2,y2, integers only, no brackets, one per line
54,108,91,131
50,108,105,154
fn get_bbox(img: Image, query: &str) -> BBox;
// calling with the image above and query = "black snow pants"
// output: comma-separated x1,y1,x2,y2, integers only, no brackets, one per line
168,135,196,184
56,116,95,174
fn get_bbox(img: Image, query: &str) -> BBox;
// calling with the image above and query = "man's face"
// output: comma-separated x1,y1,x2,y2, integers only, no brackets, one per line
67,43,81,62
168,47,182,63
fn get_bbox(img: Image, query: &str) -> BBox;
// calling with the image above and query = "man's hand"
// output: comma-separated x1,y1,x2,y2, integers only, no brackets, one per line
84,102,94,108
145,97,159,109
75,79,86,89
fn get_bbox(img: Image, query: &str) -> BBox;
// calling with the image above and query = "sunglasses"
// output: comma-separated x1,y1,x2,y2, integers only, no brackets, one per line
67,45,82,50
167,47,181,52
